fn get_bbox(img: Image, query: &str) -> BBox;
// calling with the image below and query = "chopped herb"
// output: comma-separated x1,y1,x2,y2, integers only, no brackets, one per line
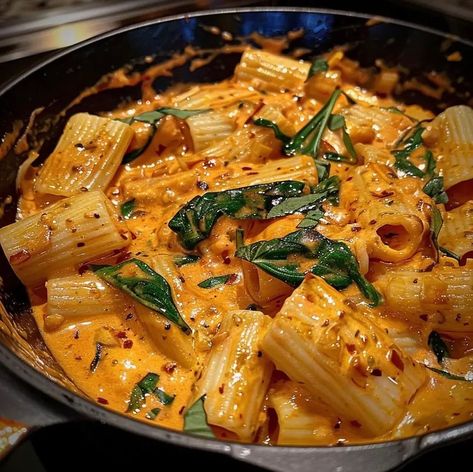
253,118,290,143
341,91,357,105
392,126,425,177
439,246,461,262
236,228,382,306
307,58,329,79
423,175,448,204
297,209,325,228
425,366,473,382
154,388,175,405
174,254,200,267
326,114,357,164
382,106,416,121
119,107,209,126
267,175,340,218
315,159,331,182
119,108,209,163
198,274,233,289
120,199,136,219
92,258,191,333
183,396,215,438
428,331,450,364
145,408,161,420
138,372,160,393
89,342,103,373
168,180,306,249
236,228,245,250
127,384,145,413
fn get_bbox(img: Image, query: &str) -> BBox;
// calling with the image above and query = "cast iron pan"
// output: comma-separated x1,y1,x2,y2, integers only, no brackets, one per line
0,7,472,471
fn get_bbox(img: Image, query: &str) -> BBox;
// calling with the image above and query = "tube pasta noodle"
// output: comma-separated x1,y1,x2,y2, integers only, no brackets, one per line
187,110,236,151
262,276,425,436
340,163,430,263
235,49,310,92
379,263,473,332
0,190,130,287
2,43,473,446
439,200,473,257
430,105,473,189
194,310,273,441
35,113,134,196
47,273,128,319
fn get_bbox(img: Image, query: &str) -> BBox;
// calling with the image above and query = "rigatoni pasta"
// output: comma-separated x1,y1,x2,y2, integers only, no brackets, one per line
2,43,473,447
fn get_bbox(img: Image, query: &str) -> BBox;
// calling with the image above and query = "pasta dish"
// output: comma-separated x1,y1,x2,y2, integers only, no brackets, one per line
1,46,473,445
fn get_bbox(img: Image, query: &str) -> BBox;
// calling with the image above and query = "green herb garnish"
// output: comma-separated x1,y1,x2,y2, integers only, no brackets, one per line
297,209,325,228
425,366,473,382
307,58,329,79
253,118,290,143
174,254,200,267
127,372,159,413
439,246,461,262
428,331,450,364
430,205,443,253
267,175,340,218
236,228,382,306
198,274,235,289
183,396,215,438
145,408,161,420
120,199,136,219
89,342,103,373
154,388,175,405
92,258,190,333
119,108,209,163
168,180,306,249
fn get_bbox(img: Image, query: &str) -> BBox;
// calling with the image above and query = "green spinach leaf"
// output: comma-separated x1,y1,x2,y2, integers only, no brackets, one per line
183,396,215,438
428,331,450,364
92,258,190,333
307,58,329,79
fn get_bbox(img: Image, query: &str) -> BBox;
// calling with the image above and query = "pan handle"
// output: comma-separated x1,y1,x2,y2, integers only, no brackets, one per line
228,438,421,472
0,363,78,460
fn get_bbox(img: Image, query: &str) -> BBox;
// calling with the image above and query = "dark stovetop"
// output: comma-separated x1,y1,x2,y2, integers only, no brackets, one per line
1,1,472,471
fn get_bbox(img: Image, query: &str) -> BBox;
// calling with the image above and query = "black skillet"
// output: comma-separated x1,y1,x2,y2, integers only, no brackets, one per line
0,7,472,472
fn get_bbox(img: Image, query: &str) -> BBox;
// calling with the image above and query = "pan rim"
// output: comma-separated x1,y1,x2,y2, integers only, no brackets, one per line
1,5,472,456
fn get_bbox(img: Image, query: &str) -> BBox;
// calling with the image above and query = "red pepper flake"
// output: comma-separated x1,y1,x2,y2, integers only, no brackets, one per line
9,249,31,265
350,420,362,428
225,273,239,285
371,368,382,376
197,180,209,190
126,313,134,320
163,362,177,374
73,330,80,340
334,418,342,429
390,349,404,371
116,331,127,339
97,397,109,405
123,339,133,349
178,405,185,415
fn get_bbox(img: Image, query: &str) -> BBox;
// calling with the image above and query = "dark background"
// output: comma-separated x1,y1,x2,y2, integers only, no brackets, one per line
1,1,472,471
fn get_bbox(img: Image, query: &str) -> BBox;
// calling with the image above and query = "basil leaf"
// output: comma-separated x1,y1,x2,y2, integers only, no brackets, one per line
89,342,103,373
439,246,461,262
268,175,340,218
315,159,331,182
122,130,154,164
428,331,450,364
198,274,233,289
183,396,215,438
153,388,175,405
168,180,306,249
423,150,436,178
392,126,425,177
297,209,325,228
323,152,352,163
128,372,159,413
307,58,329,79
138,372,160,394
236,228,382,306
327,114,345,131
425,366,473,382
253,118,291,143
430,205,443,252
123,107,209,125
120,108,209,163
174,254,200,267
92,258,191,334
302,90,341,158
423,176,448,204
120,199,136,219
146,408,161,420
